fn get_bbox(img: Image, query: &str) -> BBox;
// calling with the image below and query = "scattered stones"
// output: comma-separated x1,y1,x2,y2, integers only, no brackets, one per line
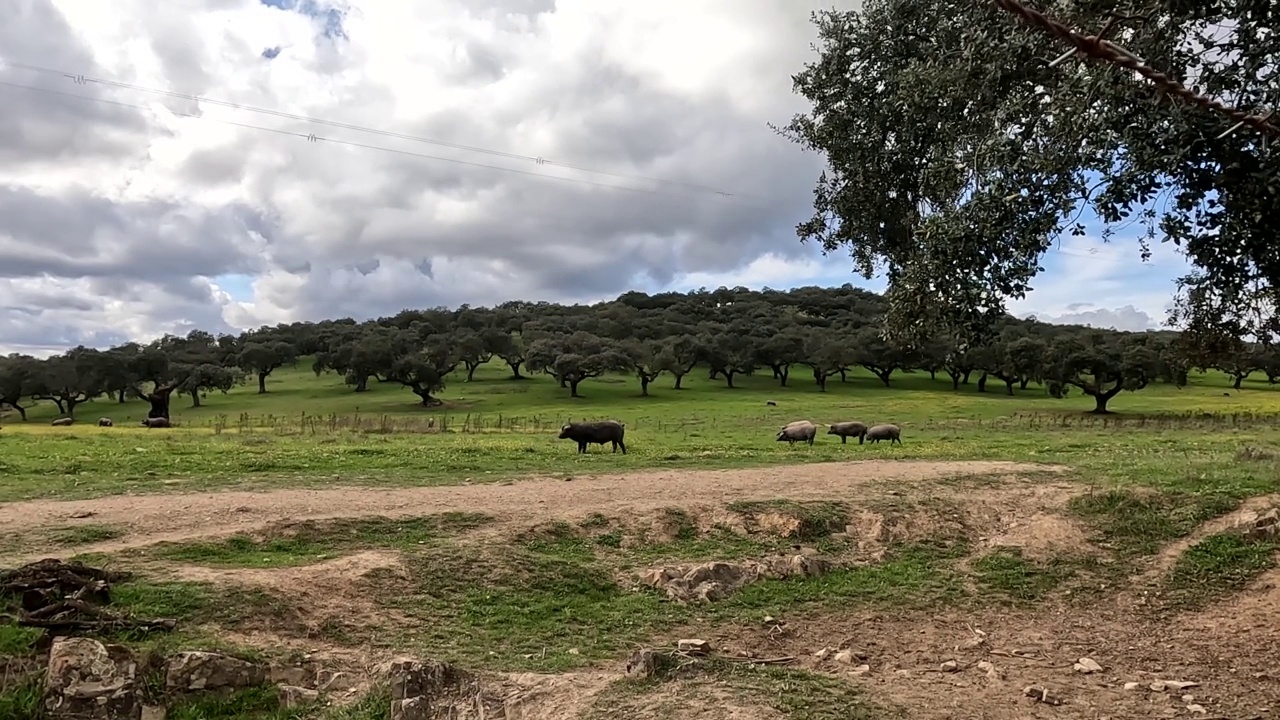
849,664,871,677
1023,685,1063,706
640,554,834,602
44,637,140,720
1150,680,1199,692
69,510,96,519
625,649,662,680
1187,704,1207,714
813,647,833,660
834,650,856,665
976,661,1002,680
940,660,959,672
1247,508,1279,540
1181,694,1195,703
277,685,320,709
1073,657,1104,674
677,639,711,656
165,651,267,693
1124,682,1141,691
316,670,358,692
386,657,487,720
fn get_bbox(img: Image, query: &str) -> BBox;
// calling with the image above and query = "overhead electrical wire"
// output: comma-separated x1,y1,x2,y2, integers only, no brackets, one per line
0,59,752,200
0,78,759,201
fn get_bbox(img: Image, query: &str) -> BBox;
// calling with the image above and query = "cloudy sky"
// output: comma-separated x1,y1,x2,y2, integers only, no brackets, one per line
0,0,1193,356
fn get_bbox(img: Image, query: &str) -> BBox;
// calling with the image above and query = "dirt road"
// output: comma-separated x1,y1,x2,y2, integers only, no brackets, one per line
0,459,1064,557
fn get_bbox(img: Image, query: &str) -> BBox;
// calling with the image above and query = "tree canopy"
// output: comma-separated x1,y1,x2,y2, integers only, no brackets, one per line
780,0,1280,352
0,284,1271,421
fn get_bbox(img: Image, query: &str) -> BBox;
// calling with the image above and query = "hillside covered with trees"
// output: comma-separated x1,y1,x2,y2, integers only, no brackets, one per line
1,284,1277,420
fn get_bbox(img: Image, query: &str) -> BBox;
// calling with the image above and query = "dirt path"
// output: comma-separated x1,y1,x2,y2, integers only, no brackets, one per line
0,460,1064,558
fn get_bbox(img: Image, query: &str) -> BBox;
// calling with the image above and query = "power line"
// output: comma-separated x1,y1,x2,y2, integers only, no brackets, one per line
0,59,752,199
0,79,756,201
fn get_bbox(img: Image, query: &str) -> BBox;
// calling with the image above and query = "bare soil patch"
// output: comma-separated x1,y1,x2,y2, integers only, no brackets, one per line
668,598,1280,720
0,460,1065,562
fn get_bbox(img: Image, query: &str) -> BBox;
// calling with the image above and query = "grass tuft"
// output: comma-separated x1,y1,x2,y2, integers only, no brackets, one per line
1163,531,1279,608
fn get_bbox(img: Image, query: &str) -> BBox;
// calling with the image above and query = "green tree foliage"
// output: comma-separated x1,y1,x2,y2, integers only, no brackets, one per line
780,0,1280,352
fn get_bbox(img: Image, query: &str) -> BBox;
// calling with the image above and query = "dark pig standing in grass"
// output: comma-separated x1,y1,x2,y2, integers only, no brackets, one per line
827,421,868,444
865,423,901,445
775,420,817,446
558,420,627,454
141,417,172,428
98,417,114,427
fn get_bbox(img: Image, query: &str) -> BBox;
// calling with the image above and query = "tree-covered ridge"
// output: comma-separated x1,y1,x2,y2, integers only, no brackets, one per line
1,284,1273,419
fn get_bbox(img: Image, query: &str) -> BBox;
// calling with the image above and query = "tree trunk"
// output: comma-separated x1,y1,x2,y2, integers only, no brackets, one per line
144,385,177,420
875,370,892,387
51,398,66,414
354,375,369,392
709,368,720,380
505,359,524,379
118,389,127,403
191,389,202,407
778,366,789,386
1233,374,1245,390
977,373,988,393
569,378,582,397
1005,379,1015,396
963,370,972,384
771,365,781,379
639,375,650,396
673,372,685,390
1089,388,1122,413
1019,377,1030,390
558,374,567,388
949,372,960,390
724,371,736,388
9,404,26,421
929,369,936,381
815,372,828,392
466,362,480,381
839,369,847,382
257,372,268,394
65,398,80,418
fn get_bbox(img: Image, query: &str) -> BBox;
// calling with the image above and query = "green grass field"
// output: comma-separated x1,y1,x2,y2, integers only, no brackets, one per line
2,358,1280,502
3,359,1280,719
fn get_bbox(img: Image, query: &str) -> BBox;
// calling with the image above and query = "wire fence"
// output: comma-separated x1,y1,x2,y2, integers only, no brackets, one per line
164,408,1280,436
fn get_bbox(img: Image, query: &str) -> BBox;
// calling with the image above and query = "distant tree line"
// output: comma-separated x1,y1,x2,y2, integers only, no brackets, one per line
2,285,1278,420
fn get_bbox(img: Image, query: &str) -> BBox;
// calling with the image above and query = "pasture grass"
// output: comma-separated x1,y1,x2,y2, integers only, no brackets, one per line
141,512,493,568
1,358,1280,503
1162,531,1279,609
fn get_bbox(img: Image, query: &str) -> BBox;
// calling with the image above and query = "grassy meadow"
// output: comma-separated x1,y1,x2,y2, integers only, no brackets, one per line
1,357,1280,502
3,358,1280,719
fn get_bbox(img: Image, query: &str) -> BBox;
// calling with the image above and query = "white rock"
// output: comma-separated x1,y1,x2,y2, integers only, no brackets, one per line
1187,704,1206,714
940,660,959,672
1123,682,1140,691
834,650,856,665
1073,657,1103,674
849,664,870,676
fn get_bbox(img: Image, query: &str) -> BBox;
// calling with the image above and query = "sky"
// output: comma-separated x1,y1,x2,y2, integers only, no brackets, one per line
0,0,1195,357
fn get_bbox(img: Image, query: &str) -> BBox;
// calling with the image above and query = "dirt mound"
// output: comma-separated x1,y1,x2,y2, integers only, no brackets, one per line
166,550,413,642
640,554,833,602
981,511,1099,560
